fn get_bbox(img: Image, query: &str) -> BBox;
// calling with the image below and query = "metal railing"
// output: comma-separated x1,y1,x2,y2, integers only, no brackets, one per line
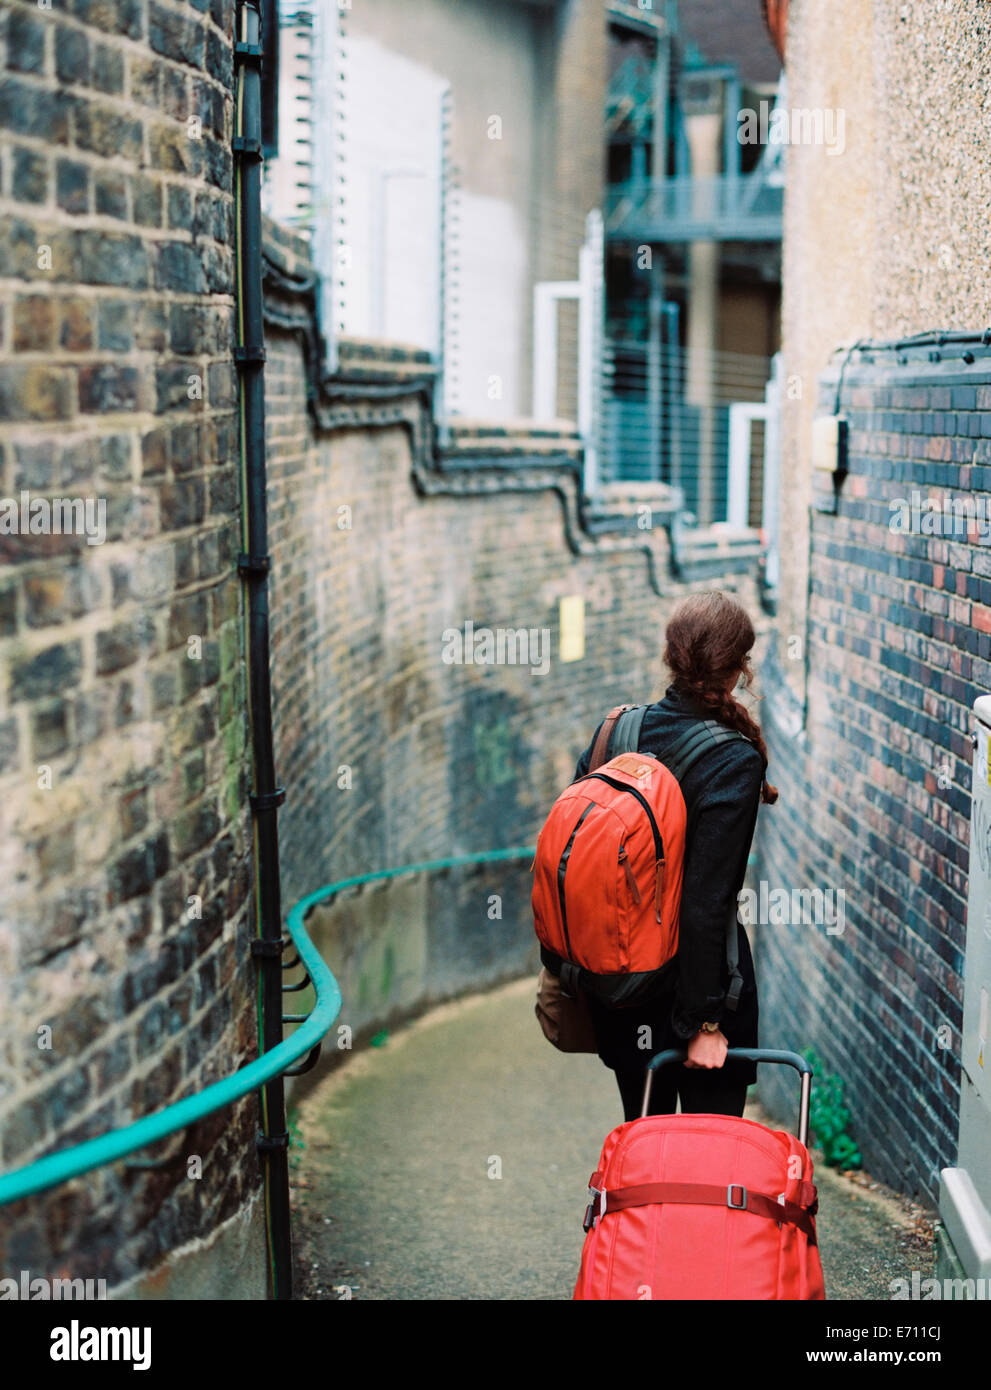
605,174,784,243
0,903,342,1209
0,847,535,1210
600,340,773,527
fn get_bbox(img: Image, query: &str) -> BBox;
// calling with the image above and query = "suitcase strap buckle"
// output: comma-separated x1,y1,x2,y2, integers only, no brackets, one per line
583,1186,606,1232
580,1180,818,1244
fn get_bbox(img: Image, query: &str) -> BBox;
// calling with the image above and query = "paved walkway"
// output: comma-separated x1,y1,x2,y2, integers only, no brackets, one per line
290,979,934,1300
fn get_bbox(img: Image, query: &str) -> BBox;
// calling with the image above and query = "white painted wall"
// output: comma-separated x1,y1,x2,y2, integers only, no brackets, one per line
337,36,444,353
298,0,542,420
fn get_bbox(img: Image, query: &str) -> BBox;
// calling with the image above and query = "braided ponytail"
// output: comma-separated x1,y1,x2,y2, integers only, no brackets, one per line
663,592,778,805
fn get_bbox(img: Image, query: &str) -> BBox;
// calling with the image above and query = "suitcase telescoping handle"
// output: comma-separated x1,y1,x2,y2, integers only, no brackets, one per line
641,1048,813,1146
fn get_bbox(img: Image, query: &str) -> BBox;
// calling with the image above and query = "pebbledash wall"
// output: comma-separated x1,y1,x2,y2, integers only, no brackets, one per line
0,3,764,1297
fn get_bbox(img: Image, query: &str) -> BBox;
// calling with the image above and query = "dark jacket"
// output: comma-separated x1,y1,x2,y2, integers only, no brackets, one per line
572,684,765,1042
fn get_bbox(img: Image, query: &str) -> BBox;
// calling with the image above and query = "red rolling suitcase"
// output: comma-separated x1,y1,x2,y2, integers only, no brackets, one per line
574,1048,826,1300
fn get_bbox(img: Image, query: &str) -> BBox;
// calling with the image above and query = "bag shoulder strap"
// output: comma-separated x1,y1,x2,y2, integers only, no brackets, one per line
656,718,752,1013
589,703,647,771
661,719,749,782
612,704,648,757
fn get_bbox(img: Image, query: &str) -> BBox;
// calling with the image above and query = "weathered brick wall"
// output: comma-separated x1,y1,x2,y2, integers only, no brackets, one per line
755,351,990,1203
0,0,261,1292
0,1,764,1292
262,225,765,1041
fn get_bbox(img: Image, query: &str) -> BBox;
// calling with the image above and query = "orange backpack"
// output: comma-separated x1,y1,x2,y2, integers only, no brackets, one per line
531,704,748,1009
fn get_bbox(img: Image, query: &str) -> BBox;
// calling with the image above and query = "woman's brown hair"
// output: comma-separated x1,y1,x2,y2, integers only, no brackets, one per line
663,591,778,804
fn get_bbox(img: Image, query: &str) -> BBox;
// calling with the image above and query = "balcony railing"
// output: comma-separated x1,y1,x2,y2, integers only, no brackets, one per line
605,174,784,243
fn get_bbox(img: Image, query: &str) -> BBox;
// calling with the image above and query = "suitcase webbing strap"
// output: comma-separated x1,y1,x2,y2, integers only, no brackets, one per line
584,1180,818,1243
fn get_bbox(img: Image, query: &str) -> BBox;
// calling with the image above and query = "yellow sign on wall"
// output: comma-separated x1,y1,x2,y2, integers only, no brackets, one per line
559,595,585,663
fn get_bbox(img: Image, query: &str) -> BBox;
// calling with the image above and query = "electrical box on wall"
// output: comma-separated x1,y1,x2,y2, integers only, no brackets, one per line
811,413,848,474
937,695,991,1286
559,595,585,664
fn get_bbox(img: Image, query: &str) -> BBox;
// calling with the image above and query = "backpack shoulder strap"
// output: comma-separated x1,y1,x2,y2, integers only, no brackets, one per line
589,703,647,771
657,718,753,1014
589,705,629,771
611,704,648,757
661,719,749,782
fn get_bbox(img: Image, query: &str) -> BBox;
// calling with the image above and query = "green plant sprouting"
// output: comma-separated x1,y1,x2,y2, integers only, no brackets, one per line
802,1047,862,1169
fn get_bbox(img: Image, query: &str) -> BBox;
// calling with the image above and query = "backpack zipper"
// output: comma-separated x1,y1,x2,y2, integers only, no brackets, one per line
586,772,666,923
557,801,595,959
583,773,664,861
618,842,642,904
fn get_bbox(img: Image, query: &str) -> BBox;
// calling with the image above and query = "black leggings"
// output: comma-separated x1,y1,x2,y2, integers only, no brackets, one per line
613,1060,748,1123
586,985,758,1124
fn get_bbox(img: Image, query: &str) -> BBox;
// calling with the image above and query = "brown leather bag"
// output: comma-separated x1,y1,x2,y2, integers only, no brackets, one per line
535,966,598,1053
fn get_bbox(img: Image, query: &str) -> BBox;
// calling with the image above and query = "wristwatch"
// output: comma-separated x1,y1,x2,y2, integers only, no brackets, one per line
698,1020,721,1034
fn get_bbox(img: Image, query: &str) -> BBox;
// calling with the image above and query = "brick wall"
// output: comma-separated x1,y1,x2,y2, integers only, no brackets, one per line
754,348,991,1203
0,0,260,1291
262,224,765,1042
0,2,764,1292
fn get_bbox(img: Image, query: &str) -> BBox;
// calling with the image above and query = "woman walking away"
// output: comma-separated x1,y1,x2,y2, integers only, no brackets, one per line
572,591,777,1122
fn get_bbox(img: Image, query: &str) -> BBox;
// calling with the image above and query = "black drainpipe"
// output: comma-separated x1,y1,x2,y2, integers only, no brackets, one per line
233,0,292,1300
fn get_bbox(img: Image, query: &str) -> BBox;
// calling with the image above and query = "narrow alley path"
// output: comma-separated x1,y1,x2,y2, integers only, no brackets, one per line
290,979,934,1301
